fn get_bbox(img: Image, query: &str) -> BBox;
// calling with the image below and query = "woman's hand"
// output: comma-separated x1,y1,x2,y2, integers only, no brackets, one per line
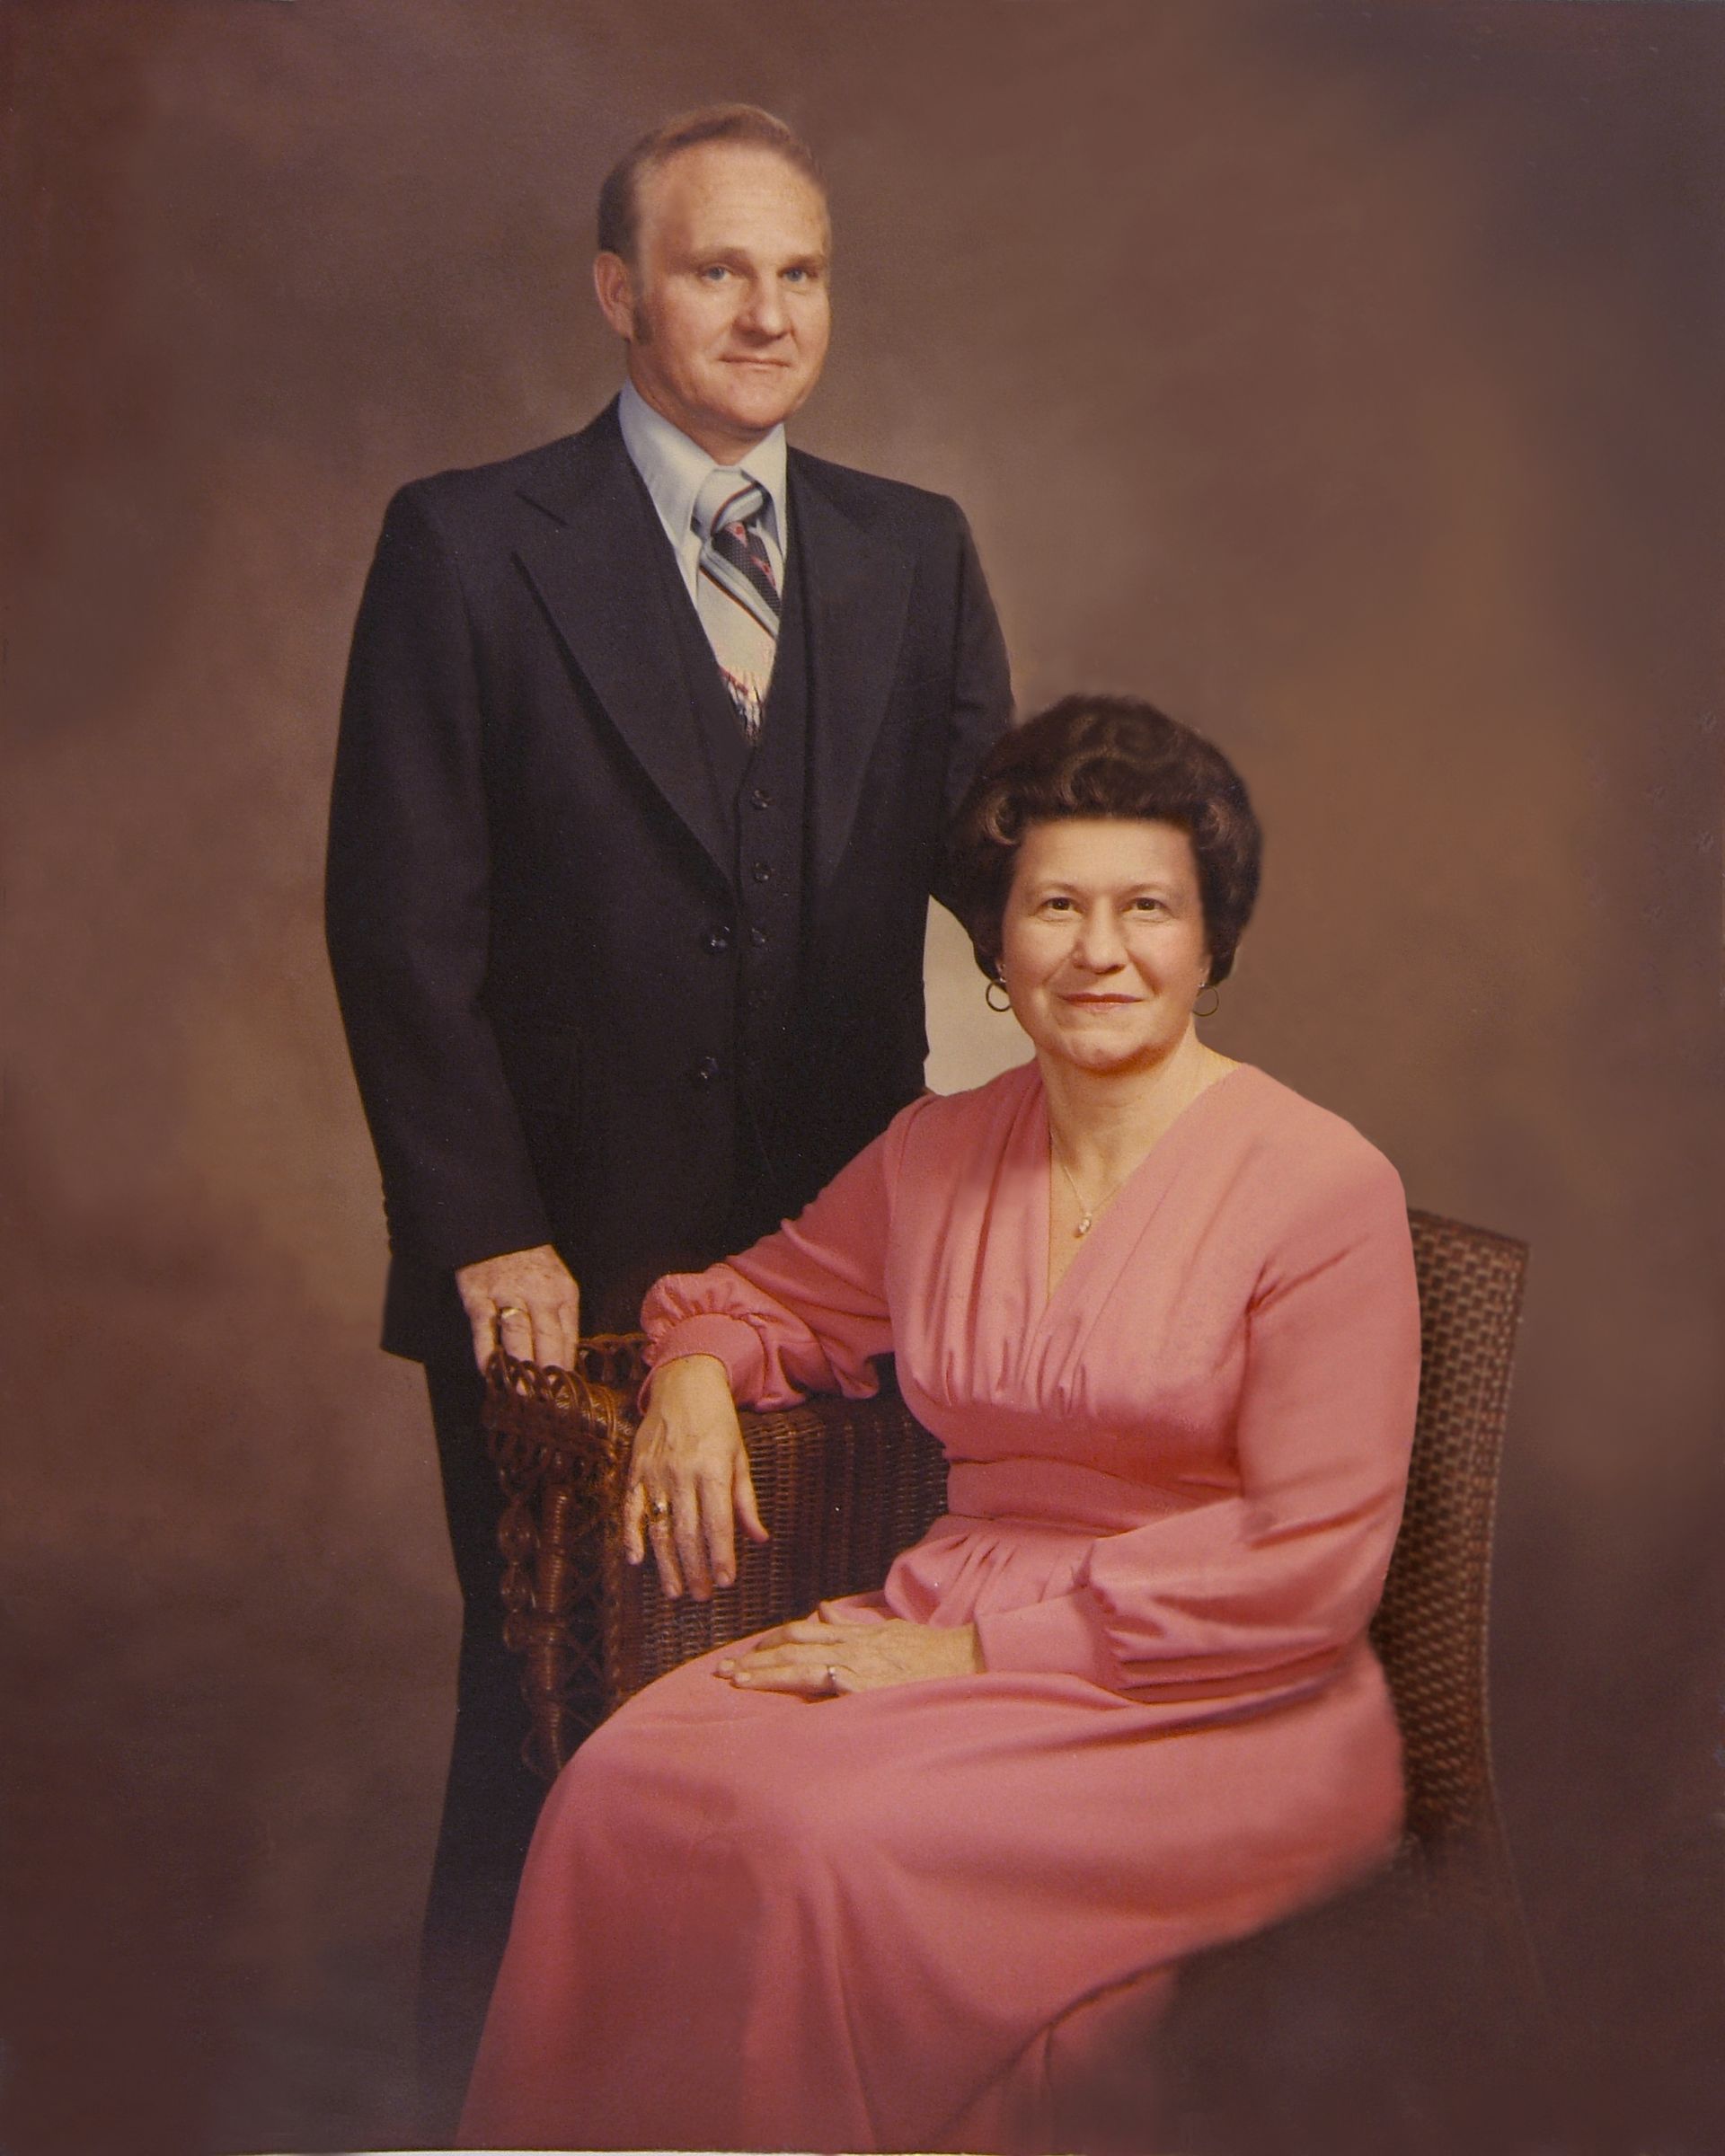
718,1604,983,1696
624,1354,768,1601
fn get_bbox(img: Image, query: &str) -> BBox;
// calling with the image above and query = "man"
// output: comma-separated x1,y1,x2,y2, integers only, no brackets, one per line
325,103,1011,2119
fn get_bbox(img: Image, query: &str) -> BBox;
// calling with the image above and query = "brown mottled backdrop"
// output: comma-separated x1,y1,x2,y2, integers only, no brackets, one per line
3,3,1719,2152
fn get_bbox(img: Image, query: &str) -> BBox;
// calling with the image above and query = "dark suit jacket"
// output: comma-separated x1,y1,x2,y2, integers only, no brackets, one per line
325,402,1012,1363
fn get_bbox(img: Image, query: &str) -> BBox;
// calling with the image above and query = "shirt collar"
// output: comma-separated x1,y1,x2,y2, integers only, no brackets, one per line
617,377,790,552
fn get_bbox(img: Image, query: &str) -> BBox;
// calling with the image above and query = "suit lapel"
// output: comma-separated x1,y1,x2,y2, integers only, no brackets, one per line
514,410,732,883
792,459,915,896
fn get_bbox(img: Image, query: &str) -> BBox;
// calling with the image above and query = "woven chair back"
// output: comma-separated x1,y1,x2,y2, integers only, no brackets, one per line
1373,1209,1528,1844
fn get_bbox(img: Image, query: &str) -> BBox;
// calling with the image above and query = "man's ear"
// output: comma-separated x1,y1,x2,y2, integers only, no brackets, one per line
593,252,636,340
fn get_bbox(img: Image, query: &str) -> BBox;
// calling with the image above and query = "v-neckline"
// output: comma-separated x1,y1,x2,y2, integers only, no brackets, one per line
1037,1062,1254,1314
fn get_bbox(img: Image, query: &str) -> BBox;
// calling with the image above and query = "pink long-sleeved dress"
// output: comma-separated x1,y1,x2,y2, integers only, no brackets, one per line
459,1061,1420,2153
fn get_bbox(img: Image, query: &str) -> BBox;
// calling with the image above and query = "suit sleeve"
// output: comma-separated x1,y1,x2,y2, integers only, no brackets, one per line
325,483,553,1274
640,1107,915,1406
975,1152,1420,1700
938,506,1013,827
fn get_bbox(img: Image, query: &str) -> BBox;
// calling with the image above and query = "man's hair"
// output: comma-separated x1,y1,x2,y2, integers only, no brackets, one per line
597,104,827,263
942,696,1264,987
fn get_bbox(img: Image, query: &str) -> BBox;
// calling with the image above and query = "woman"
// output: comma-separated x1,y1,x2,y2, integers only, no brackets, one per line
459,696,1420,2154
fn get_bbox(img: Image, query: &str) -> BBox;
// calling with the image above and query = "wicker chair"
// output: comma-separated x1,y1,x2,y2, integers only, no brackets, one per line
482,1206,1541,2132
484,1208,1526,1861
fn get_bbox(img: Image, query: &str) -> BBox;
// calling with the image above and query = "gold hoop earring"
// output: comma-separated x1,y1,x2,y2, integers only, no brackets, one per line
985,976,1013,1013
1193,984,1220,1019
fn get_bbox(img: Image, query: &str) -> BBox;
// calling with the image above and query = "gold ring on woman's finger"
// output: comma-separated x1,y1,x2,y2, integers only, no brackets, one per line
495,1303,526,1321
649,1497,671,1521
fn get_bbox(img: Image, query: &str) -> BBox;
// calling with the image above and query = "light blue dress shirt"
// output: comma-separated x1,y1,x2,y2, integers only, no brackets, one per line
616,377,789,601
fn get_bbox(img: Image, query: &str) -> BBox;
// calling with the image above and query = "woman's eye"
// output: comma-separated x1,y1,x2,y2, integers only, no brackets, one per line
1131,897,1168,915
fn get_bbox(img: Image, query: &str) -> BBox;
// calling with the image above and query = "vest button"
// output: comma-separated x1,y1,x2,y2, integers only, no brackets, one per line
749,787,774,810
748,927,770,949
690,1056,721,1087
704,927,732,953
750,861,773,884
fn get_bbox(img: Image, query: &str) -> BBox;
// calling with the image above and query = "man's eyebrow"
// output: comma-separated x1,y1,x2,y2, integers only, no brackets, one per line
686,244,828,268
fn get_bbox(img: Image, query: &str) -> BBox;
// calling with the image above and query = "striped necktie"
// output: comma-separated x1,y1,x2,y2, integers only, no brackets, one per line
692,468,780,741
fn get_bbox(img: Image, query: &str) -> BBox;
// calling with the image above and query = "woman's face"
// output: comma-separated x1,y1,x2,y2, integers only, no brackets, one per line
997,817,1214,1079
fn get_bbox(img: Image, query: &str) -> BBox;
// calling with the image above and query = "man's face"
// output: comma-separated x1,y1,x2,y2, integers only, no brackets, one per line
596,142,832,463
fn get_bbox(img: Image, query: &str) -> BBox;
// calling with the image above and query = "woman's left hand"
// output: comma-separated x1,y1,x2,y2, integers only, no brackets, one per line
718,1604,982,1696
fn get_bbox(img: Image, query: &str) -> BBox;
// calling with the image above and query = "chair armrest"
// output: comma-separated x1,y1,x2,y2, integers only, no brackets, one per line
483,1336,947,1779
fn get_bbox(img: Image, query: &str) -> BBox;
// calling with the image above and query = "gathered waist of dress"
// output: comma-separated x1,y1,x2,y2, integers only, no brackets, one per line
942,1456,1223,1537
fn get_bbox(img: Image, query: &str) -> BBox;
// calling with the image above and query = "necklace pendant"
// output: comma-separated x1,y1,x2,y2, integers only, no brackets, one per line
1074,1215,1093,1238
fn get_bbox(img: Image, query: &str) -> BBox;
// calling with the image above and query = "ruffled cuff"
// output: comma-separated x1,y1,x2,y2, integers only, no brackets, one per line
973,1588,1121,1690
642,1314,765,1403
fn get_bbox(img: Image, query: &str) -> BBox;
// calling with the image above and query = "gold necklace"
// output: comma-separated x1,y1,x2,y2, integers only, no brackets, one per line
1048,1054,1234,1238
1050,1143,1137,1238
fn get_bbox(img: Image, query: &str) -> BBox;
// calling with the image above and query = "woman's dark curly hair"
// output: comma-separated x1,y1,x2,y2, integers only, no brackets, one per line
942,695,1262,986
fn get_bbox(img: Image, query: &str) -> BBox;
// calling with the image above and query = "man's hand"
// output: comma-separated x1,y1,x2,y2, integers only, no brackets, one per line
718,1605,983,1695
455,1243,580,1374
624,1354,769,1602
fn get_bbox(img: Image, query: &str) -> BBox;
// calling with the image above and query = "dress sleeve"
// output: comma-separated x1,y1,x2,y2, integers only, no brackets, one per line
641,1107,916,1408
975,1149,1421,1699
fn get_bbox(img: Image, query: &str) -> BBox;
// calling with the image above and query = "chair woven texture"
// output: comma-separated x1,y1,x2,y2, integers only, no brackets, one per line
1383,1209,1527,1845
482,1206,1527,1860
